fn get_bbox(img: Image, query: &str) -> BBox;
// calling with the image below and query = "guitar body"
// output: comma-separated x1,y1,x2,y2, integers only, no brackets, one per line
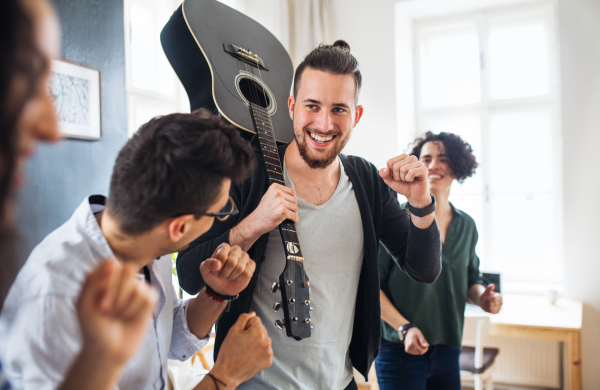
162,0,311,340
160,0,294,143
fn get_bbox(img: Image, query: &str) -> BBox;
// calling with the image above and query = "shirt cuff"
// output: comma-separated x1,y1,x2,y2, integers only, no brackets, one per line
170,298,209,361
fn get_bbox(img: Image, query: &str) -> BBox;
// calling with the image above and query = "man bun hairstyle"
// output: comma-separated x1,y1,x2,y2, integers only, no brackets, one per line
107,108,254,236
293,39,362,105
410,131,478,183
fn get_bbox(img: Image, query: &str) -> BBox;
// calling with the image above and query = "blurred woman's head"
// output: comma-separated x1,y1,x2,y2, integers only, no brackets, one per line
0,0,60,307
0,0,60,229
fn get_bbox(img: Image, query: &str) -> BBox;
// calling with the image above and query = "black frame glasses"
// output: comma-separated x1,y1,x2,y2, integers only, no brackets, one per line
196,196,238,222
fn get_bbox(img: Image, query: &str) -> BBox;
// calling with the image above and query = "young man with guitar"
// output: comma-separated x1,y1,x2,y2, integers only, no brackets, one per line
177,41,442,390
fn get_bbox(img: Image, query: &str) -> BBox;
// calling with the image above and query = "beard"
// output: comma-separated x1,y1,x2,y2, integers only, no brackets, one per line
295,126,349,169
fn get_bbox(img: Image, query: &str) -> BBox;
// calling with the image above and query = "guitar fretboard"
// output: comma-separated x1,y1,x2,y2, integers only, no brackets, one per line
249,103,304,262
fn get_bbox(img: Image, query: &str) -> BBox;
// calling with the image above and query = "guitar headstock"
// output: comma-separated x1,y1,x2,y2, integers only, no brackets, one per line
271,259,311,340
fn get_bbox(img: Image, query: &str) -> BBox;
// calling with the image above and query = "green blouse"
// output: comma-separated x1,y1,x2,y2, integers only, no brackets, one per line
379,203,484,347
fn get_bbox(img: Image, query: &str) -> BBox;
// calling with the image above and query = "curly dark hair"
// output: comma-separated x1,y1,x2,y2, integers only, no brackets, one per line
409,131,478,183
107,108,255,236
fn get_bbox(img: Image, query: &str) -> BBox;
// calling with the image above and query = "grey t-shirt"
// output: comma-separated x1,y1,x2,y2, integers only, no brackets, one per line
241,159,364,390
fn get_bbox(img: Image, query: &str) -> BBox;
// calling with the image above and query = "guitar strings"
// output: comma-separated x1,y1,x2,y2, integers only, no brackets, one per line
250,57,299,323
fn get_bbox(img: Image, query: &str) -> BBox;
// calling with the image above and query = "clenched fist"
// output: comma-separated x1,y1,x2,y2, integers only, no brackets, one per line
379,154,431,208
200,243,256,296
208,312,273,388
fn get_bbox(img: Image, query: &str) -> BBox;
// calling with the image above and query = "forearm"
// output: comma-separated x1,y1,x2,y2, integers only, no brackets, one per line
186,289,227,339
409,212,435,229
228,215,264,252
380,290,410,330
59,347,123,390
468,283,486,306
403,218,441,283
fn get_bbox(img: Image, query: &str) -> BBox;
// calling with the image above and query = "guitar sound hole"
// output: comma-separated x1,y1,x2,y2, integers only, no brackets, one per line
238,78,271,108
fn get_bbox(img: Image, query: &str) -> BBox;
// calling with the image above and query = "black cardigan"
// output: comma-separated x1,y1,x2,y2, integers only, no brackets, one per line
176,140,442,378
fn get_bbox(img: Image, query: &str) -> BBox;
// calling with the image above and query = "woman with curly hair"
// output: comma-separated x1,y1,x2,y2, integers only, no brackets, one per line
0,0,157,388
375,131,503,389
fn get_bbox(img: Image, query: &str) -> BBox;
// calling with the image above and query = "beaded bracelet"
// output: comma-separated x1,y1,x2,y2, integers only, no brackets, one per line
204,284,239,302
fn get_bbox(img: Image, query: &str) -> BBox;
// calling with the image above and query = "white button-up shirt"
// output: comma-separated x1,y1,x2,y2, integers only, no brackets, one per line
0,196,207,390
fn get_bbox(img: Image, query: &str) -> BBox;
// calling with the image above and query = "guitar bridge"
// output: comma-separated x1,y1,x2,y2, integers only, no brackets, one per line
287,255,304,262
223,44,269,70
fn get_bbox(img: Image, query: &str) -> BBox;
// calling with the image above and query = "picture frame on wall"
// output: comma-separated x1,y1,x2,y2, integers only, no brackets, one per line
49,58,102,140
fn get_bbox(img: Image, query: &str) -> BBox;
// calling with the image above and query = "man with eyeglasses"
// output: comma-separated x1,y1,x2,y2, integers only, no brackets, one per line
0,109,273,390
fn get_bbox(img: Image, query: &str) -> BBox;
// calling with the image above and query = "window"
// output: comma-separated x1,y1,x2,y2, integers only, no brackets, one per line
124,0,189,137
412,2,562,289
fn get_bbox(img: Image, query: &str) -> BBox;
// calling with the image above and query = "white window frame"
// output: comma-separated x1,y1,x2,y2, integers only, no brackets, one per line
123,0,189,138
401,1,564,292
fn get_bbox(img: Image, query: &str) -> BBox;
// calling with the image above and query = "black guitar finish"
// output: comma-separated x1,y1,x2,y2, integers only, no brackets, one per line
161,0,311,339
160,0,294,143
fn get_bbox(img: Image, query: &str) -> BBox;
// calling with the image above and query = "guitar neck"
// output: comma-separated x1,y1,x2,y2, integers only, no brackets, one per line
249,103,304,262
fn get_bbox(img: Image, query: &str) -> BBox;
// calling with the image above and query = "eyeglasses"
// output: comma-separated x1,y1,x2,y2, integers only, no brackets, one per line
196,196,239,222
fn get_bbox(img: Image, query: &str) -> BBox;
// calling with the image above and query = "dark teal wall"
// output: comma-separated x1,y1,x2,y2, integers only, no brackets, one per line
16,0,127,259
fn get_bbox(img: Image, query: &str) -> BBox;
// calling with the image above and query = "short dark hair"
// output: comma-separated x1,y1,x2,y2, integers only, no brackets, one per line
409,131,478,184
293,40,362,105
107,109,254,235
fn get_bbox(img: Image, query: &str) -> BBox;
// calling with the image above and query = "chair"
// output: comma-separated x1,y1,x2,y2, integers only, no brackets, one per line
192,336,215,370
460,314,500,390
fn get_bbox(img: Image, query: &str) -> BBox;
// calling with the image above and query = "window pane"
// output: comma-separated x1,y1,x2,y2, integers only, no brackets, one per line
489,193,559,282
419,115,482,195
420,26,481,108
448,194,486,268
130,97,178,134
489,109,553,193
489,20,550,99
130,0,176,96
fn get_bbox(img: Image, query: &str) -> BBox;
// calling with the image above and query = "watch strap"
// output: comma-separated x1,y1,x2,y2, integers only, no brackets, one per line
398,323,416,341
407,194,436,218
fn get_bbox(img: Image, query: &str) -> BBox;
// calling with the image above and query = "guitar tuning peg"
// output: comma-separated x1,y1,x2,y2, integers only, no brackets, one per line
310,307,313,311
273,302,282,312
311,325,314,329
271,282,280,293
275,319,285,330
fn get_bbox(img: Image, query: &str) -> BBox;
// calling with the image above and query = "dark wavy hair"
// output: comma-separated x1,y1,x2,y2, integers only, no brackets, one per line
293,40,362,105
0,0,47,309
107,108,255,236
0,0,47,228
409,131,478,183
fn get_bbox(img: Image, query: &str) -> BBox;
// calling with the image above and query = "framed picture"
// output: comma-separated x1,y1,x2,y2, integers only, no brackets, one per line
49,59,102,140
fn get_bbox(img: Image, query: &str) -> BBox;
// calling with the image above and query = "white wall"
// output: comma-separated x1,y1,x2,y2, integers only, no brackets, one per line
328,0,399,170
558,0,600,388
329,0,600,388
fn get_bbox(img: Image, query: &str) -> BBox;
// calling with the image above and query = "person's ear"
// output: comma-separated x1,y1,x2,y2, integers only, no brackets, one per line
166,214,195,242
288,96,295,121
354,105,363,127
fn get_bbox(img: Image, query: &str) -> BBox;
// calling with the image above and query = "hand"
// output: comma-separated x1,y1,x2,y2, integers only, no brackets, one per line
479,284,503,314
200,243,256,296
76,260,158,366
248,183,299,237
209,312,273,388
403,327,429,355
379,154,431,208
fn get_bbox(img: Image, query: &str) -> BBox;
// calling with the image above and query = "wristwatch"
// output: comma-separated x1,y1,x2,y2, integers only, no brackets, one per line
398,323,416,342
407,194,436,217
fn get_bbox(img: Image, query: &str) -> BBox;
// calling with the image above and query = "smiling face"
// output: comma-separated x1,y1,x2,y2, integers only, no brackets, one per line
288,68,363,169
419,141,455,194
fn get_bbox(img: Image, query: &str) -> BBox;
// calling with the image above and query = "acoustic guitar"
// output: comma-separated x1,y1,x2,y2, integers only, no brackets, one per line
161,0,311,340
